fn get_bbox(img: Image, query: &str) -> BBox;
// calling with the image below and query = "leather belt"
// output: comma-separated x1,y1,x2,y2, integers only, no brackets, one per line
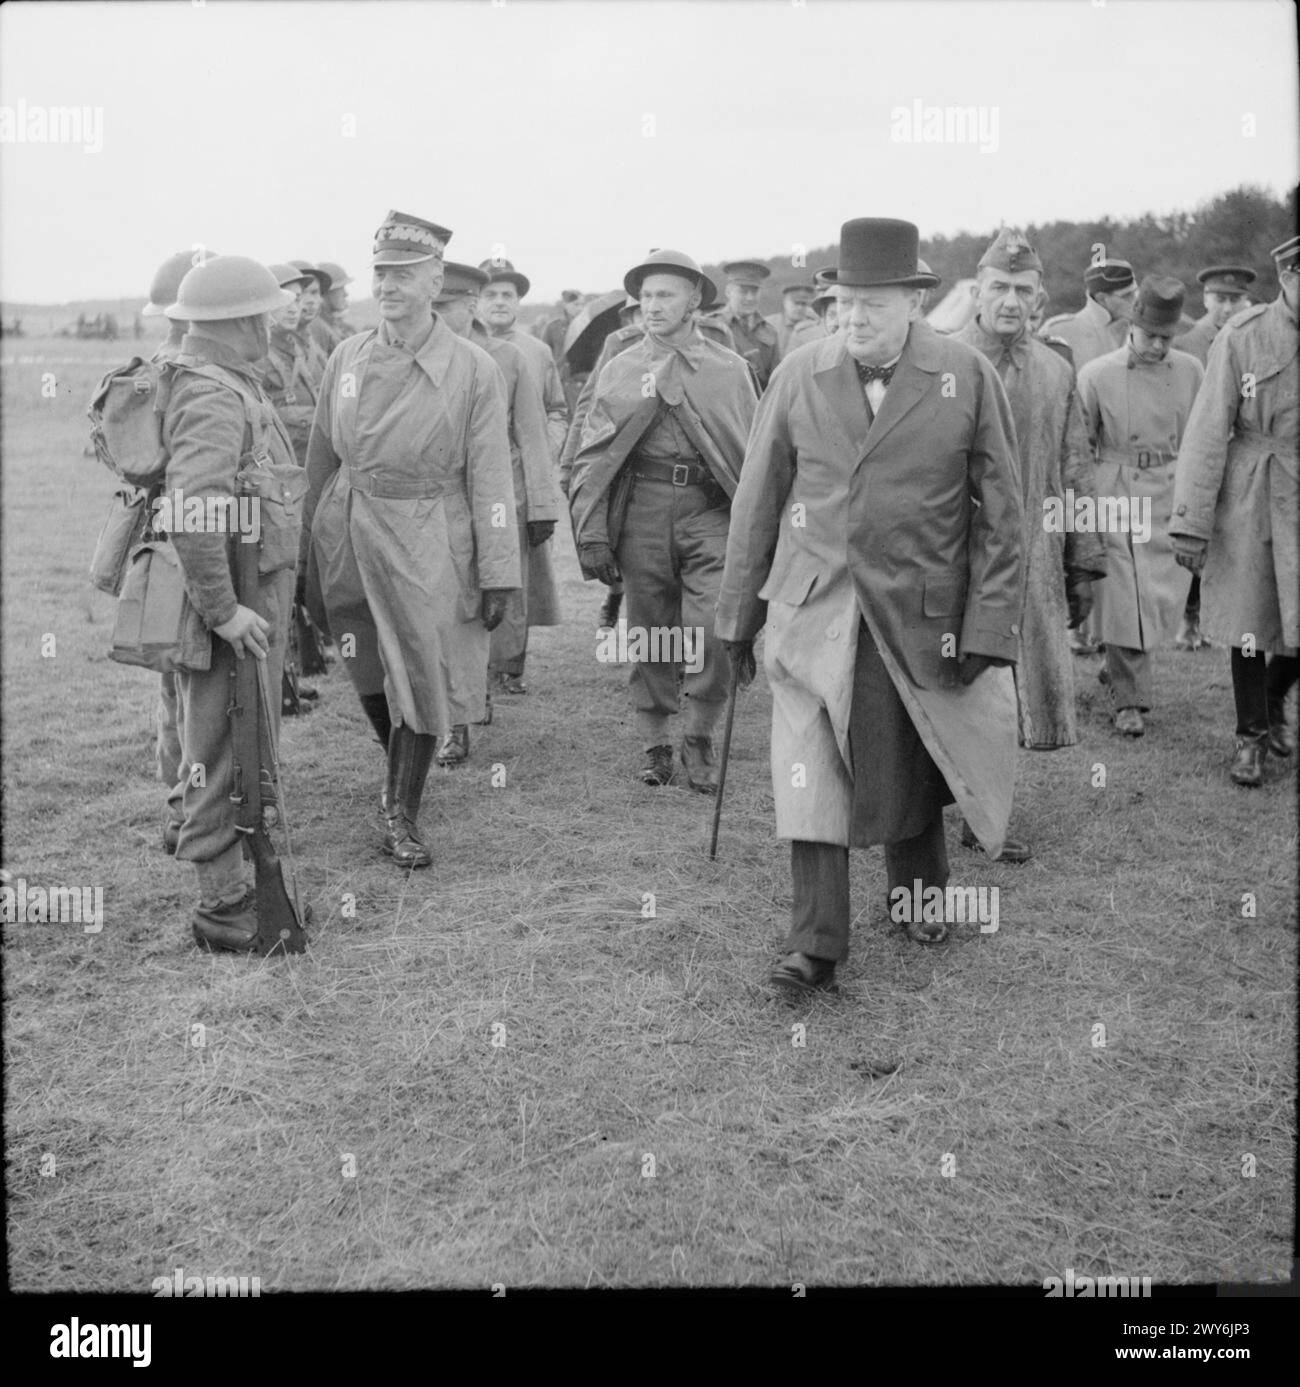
631,458,715,488
1101,448,1173,471
338,466,455,500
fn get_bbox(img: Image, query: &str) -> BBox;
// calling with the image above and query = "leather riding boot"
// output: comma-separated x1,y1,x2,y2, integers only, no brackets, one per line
359,692,393,750
383,726,435,868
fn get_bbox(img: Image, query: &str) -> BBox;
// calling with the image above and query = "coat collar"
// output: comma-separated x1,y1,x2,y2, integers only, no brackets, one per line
955,314,1031,370
374,312,457,387
179,330,264,385
814,321,941,461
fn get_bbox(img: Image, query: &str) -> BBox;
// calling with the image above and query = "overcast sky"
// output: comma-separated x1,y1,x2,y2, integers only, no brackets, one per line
1,0,1296,304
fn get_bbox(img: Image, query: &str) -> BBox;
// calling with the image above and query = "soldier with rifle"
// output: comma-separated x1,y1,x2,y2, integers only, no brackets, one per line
159,256,308,951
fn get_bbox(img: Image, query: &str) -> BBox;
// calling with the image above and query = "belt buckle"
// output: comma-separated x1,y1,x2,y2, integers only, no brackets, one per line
671,463,691,487
1137,450,1151,469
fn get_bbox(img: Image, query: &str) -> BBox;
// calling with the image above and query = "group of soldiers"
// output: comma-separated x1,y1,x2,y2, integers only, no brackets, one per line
124,210,1296,990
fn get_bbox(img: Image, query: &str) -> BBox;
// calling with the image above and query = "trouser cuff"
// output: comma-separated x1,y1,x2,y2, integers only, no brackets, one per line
195,843,247,908
683,696,724,740
636,710,671,748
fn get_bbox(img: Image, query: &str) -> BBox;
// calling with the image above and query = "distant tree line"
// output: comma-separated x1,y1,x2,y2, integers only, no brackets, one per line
688,184,1297,321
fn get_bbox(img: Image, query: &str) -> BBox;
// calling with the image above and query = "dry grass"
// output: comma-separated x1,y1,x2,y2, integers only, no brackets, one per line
3,339,1295,1290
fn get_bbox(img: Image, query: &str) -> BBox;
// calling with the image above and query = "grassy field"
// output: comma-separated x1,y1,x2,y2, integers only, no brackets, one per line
2,336,1295,1291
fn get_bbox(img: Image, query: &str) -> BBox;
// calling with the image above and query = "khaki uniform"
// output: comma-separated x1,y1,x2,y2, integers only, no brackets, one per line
162,333,304,869
293,320,330,393
953,318,1106,748
311,311,356,357
304,318,520,734
1172,296,1298,653
569,325,757,745
1041,297,1128,373
495,324,569,463
1171,313,1218,367
707,310,779,389
1077,343,1204,708
262,324,318,464
151,326,188,822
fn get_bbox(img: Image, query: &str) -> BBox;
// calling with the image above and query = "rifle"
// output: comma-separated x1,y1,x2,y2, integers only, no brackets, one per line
229,480,308,956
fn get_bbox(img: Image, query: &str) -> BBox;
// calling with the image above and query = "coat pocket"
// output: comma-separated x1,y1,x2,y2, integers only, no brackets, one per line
922,574,967,617
759,551,821,607
239,464,307,576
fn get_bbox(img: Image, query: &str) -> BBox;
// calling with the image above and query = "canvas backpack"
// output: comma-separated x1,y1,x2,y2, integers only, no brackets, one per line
86,356,175,487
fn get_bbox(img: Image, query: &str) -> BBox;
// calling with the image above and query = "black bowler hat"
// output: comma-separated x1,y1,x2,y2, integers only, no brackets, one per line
836,218,939,289
1132,275,1186,337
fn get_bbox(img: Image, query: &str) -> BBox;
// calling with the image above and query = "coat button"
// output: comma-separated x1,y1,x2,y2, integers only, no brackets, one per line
1010,624,1020,635
827,626,839,640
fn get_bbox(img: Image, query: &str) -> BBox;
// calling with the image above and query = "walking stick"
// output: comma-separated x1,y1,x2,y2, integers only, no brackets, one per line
708,660,742,861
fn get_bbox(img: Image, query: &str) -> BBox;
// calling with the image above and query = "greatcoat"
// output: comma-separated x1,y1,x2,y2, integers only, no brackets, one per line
714,321,1025,854
473,322,561,631
568,326,756,554
1171,312,1218,367
1171,295,1298,653
304,317,520,734
1077,344,1203,651
953,317,1106,748
1040,297,1127,373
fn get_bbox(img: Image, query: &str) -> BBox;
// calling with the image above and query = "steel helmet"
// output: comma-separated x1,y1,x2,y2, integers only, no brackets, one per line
623,249,718,310
143,249,220,317
316,260,352,289
167,256,292,321
289,259,333,292
268,262,314,291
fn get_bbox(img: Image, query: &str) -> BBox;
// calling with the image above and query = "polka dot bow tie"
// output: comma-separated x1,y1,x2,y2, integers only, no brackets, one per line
855,361,897,386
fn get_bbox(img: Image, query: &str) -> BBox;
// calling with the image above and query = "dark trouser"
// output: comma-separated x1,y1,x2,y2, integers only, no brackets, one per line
613,476,729,747
787,815,949,963
1231,649,1300,737
176,570,293,904
1185,574,1201,621
786,619,952,963
1105,643,1152,711
489,512,530,679
157,671,186,825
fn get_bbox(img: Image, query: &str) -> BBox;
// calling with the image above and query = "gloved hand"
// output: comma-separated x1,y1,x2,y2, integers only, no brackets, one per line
959,653,1013,685
579,543,621,586
726,640,756,689
527,519,556,548
480,589,511,631
1065,575,1094,629
1171,535,1207,575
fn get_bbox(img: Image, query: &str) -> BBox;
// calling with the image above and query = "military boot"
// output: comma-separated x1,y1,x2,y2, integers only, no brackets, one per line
192,888,259,952
1229,736,1266,788
382,725,437,869
1266,695,1295,759
358,692,392,751
679,735,719,794
436,725,470,767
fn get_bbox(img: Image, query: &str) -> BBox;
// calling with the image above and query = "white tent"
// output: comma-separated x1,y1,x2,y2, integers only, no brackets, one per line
926,278,978,334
